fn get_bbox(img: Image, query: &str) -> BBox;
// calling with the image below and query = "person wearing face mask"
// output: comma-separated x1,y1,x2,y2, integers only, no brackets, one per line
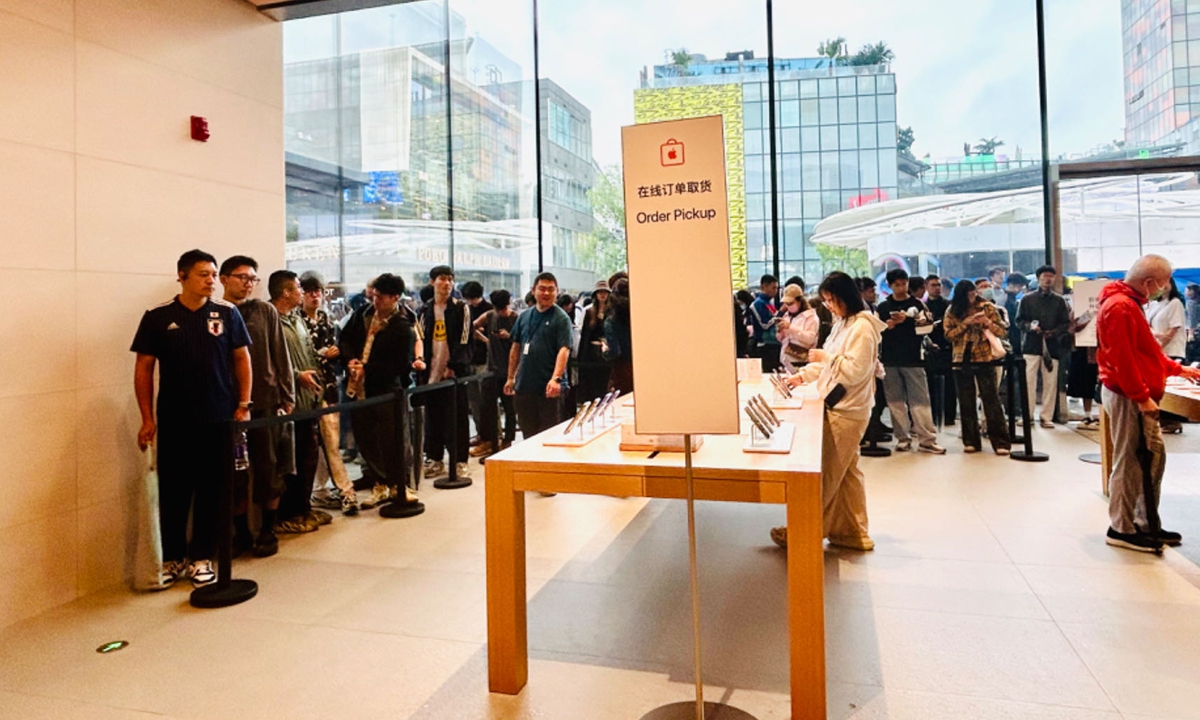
1016,265,1071,428
1097,255,1200,553
776,283,818,373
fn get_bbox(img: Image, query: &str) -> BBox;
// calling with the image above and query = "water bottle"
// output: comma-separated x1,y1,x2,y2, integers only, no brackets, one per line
234,431,249,471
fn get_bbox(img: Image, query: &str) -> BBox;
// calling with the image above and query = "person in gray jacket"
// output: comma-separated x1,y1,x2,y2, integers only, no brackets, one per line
1015,265,1071,428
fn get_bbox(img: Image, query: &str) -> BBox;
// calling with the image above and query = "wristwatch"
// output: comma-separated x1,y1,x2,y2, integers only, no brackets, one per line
238,401,254,410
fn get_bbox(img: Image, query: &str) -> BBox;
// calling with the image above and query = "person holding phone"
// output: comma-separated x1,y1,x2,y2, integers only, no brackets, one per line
943,279,1012,455
769,272,886,552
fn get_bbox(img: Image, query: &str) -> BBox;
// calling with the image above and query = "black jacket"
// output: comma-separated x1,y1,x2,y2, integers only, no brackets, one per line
339,305,415,397
1016,289,1071,357
418,297,474,377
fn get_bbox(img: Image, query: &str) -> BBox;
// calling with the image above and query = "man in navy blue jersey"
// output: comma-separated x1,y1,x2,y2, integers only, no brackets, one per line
132,249,252,589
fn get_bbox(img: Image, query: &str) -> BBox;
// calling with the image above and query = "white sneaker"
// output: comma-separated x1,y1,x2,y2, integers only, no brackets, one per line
454,462,470,478
188,559,216,588
360,484,390,509
160,560,187,589
895,440,912,452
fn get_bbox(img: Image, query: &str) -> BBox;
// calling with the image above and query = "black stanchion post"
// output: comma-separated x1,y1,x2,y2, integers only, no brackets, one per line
1005,355,1024,445
190,420,258,608
412,402,424,491
1010,354,1049,462
434,379,472,489
381,390,426,519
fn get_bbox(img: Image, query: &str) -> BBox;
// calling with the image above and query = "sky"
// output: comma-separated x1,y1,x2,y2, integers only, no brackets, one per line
286,0,1128,169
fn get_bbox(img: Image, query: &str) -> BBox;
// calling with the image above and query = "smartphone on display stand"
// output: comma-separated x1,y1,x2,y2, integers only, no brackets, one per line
564,401,592,435
745,403,773,438
753,395,781,425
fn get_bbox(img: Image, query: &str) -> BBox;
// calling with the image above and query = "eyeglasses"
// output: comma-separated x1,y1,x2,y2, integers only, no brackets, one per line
228,274,260,285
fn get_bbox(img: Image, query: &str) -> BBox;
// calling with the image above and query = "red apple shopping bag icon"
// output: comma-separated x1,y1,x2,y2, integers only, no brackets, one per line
660,139,685,167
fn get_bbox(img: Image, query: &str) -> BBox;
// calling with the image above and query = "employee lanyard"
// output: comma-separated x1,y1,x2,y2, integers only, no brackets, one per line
521,308,552,355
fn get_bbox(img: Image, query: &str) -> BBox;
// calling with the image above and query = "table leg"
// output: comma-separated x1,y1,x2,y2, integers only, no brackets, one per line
1100,406,1112,497
485,462,528,694
788,476,826,720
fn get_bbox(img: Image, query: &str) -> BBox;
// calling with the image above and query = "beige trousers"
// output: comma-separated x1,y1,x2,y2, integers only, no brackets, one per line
823,409,872,542
316,402,355,495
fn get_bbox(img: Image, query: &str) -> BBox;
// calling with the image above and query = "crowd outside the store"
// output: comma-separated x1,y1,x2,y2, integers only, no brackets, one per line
132,245,1200,591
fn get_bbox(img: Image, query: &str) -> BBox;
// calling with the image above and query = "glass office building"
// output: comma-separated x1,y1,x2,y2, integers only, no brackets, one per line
1122,0,1200,147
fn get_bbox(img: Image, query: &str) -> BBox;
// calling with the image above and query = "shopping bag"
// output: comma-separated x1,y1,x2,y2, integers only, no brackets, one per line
983,328,1007,361
660,139,685,167
126,446,165,591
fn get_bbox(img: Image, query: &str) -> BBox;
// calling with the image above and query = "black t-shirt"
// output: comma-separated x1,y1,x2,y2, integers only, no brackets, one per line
877,295,927,367
486,311,517,372
468,300,493,366
925,296,950,348
130,297,251,425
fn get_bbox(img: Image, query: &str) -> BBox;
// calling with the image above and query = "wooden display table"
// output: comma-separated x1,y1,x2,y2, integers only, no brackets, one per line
1099,383,1200,495
484,381,826,719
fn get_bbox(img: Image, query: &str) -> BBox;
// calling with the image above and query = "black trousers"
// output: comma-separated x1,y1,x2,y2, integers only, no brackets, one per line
753,341,781,373
514,393,563,440
480,374,517,445
927,353,958,426
424,383,469,464
353,400,406,488
157,422,224,563
865,377,890,441
279,418,319,520
955,364,1011,451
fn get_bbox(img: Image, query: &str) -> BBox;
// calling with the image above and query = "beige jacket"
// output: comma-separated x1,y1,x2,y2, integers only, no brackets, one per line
798,310,886,418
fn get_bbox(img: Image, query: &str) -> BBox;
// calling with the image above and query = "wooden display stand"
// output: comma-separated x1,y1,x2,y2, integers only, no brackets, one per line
484,382,826,720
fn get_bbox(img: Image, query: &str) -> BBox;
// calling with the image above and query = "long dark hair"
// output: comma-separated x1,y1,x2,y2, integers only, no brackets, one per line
819,272,866,316
949,279,976,320
1166,277,1184,303
610,278,630,322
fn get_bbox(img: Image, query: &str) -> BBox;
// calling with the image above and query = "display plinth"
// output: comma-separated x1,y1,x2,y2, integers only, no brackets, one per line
542,418,622,448
638,701,758,720
743,422,796,454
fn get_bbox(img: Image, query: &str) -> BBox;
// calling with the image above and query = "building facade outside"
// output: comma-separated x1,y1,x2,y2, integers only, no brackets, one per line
635,52,899,287
1123,0,1200,147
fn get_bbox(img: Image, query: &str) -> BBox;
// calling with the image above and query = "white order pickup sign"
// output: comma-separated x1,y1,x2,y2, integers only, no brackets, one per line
621,115,739,435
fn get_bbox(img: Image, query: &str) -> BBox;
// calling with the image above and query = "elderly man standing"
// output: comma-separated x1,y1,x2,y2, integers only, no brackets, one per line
1098,255,1200,553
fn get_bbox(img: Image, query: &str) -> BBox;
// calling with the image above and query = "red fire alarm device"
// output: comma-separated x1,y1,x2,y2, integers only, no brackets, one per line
190,116,210,142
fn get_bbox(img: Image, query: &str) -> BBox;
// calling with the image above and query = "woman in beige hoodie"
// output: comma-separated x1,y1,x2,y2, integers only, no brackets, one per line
771,272,886,551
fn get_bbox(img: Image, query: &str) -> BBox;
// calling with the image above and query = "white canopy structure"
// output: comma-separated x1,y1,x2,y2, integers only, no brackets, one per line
811,173,1200,274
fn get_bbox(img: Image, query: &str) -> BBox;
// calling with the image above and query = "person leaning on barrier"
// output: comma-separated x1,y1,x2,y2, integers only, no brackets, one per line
269,270,328,534
943,279,1012,456
418,265,474,481
298,271,360,515
132,249,252,588
339,273,426,510
1097,255,1200,553
770,271,886,552
220,255,296,559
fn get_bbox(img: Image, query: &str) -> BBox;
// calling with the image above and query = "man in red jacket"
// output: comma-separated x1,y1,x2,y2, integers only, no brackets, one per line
1097,255,1200,553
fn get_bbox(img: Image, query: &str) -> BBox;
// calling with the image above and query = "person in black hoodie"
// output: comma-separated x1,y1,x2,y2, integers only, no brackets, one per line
418,265,474,480
339,273,425,512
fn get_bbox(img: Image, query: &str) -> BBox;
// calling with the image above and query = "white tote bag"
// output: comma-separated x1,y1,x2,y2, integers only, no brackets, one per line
126,446,165,591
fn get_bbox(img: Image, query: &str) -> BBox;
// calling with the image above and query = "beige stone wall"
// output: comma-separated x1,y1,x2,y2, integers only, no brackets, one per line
0,0,282,629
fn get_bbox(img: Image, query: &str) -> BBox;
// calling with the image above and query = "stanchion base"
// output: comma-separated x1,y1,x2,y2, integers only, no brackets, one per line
638,701,758,720
1011,435,1027,445
1010,450,1050,463
1078,452,1102,465
379,500,426,519
433,476,472,490
860,446,892,457
190,579,258,609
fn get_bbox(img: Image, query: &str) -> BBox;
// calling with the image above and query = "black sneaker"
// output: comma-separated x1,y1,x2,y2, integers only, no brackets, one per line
253,530,279,558
1138,526,1184,546
1105,527,1163,553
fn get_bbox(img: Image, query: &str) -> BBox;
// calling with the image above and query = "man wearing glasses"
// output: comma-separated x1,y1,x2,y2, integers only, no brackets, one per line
220,255,296,557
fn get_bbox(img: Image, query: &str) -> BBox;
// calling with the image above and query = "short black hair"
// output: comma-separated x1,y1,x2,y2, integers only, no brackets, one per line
1035,265,1057,278
760,274,779,287
820,272,867,316
925,274,941,283
556,293,574,308
1005,272,1028,287
988,265,1007,279
533,272,558,287
374,273,405,297
177,249,217,276
524,292,535,306
908,275,926,293
429,265,454,281
735,289,754,305
418,284,434,302
855,276,876,291
784,275,805,291
490,289,511,309
461,281,484,299
219,255,258,277
299,270,325,293
885,268,909,285
267,269,298,300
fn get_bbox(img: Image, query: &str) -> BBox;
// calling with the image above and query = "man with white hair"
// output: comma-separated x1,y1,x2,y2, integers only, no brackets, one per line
1097,254,1200,553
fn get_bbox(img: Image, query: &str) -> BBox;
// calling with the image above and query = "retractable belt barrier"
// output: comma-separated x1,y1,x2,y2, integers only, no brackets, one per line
947,353,1050,463
189,372,492,610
